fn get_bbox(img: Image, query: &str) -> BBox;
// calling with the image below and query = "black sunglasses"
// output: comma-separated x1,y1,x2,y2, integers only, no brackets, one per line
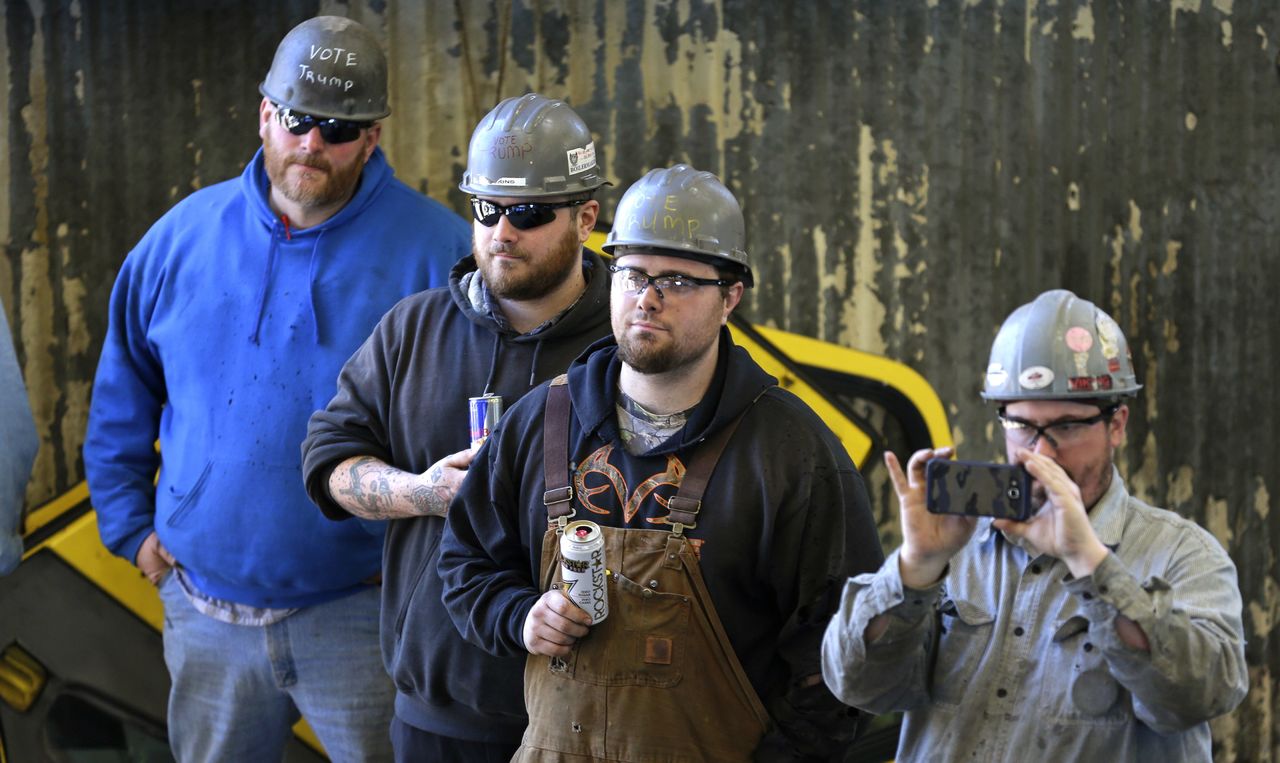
470,197,585,230
273,104,371,145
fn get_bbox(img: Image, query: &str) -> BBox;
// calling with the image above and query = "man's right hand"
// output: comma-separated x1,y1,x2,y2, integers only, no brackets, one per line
411,447,478,517
886,446,976,589
135,530,176,586
522,589,592,657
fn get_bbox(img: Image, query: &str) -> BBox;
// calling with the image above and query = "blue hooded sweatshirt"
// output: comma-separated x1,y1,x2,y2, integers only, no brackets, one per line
84,146,470,608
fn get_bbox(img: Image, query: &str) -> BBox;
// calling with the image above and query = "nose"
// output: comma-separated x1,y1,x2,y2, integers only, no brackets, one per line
297,125,326,152
491,214,519,244
1031,432,1057,456
634,282,664,312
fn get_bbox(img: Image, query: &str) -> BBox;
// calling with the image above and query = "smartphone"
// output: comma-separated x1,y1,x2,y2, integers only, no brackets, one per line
925,459,1033,521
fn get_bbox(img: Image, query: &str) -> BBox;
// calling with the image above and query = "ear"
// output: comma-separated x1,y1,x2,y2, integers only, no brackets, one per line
575,200,600,243
721,282,745,322
361,122,382,164
1108,403,1129,448
258,97,273,141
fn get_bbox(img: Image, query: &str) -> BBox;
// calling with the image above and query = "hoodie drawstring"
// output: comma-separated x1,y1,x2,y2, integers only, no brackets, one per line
307,228,325,344
528,338,545,386
249,216,325,346
482,334,503,396
248,218,284,344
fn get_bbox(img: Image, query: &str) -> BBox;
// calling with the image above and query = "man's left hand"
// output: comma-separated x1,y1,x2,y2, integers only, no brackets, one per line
993,449,1109,579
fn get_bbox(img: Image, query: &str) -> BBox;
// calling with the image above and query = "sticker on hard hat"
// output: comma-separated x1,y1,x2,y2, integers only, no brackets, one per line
1018,366,1055,390
490,177,528,187
1069,375,1114,392
986,363,1008,387
1096,315,1121,359
567,143,596,175
1065,326,1093,353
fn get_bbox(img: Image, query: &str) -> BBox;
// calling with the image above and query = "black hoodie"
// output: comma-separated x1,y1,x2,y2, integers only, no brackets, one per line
301,252,612,742
438,330,885,757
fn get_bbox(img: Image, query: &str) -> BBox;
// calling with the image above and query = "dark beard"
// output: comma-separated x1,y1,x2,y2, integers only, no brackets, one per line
480,222,581,301
616,337,685,374
262,136,364,208
616,326,710,375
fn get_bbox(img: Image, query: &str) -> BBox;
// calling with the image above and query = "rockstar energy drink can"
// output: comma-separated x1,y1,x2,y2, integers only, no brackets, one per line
559,520,608,624
468,394,503,448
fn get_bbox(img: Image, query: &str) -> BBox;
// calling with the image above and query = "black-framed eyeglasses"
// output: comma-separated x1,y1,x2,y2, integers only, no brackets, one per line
469,197,585,230
608,264,733,300
998,405,1119,449
273,104,371,145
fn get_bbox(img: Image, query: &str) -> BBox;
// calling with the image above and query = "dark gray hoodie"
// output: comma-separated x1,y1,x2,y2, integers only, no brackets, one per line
301,251,612,742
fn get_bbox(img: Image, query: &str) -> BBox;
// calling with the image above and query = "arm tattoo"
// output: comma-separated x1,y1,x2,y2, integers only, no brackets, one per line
337,457,398,519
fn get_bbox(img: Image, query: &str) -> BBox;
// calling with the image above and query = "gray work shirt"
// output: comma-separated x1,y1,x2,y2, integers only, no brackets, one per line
821,469,1247,762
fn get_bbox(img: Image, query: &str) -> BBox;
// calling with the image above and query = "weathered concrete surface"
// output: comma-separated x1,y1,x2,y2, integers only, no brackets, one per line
3,1,1277,758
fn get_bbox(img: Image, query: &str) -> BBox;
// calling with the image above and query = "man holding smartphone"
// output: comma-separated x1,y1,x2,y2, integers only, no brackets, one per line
821,289,1247,761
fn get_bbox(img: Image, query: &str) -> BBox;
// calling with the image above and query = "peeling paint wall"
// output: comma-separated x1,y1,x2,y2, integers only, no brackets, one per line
4,0,1278,758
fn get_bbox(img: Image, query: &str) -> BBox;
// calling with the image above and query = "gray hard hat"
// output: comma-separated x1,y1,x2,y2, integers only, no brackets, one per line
459,93,606,198
603,164,753,287
259,16,389,121
982,289,1141,402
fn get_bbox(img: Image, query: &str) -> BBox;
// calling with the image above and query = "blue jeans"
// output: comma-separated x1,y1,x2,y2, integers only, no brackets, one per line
160,574,393,762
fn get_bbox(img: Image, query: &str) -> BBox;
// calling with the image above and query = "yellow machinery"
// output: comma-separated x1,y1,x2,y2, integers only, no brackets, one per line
0,231,950,762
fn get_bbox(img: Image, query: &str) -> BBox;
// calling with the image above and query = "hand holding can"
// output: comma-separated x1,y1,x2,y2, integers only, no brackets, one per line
560,520,608,624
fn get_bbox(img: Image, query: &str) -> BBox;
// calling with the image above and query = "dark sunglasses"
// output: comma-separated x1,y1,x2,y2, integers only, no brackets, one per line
470,197,585,230
273,104,371,145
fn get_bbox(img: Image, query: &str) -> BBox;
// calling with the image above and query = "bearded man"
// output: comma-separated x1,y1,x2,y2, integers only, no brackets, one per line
438,165,883,762
84,16,469,761
301,93,612,762
820,290,1247,762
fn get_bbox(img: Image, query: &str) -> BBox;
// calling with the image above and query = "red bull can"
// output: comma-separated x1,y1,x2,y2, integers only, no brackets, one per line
468,394,503,448
560,520,608,624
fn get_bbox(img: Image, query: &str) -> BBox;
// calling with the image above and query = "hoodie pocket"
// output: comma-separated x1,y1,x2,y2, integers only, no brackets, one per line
164,461,213,528
930,597,995,706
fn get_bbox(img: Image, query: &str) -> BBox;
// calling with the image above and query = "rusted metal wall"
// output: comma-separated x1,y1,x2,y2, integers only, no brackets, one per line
4,0,1277,758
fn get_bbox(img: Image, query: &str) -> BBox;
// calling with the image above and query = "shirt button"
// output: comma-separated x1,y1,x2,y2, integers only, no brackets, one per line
997,688,1008,698
1030,564,1041,574
1084,642,1094,652
1014,626,1025,636
1083,592,1094,600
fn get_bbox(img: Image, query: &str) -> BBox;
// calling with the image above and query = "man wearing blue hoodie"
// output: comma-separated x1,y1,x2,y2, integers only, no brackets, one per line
83,16,469,761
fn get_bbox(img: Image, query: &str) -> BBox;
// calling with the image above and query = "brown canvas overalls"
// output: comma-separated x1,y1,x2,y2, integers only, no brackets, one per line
511,379,771,763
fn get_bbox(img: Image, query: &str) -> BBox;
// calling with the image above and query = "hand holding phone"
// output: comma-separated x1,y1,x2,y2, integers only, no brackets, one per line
926,459,1033,522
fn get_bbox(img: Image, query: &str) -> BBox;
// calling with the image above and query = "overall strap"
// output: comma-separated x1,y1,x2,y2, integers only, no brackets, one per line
665,410,747,537
542,375,574,530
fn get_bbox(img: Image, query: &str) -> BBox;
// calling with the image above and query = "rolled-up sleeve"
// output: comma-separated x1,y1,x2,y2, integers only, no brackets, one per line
1065,537,1248,733
821,549,943,715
